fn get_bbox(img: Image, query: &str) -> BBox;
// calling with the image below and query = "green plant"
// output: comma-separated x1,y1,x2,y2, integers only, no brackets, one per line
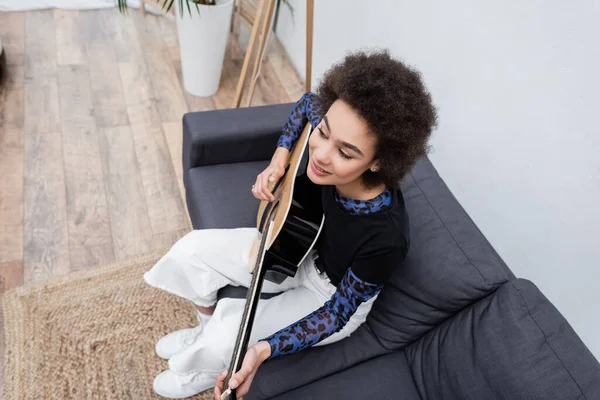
117,0,294,19
117,0,204,15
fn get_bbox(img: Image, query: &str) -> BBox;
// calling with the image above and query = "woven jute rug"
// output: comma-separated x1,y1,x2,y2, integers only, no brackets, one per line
2,250,215,400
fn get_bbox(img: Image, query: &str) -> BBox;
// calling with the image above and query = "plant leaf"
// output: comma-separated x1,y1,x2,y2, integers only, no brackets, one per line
114,0,210,17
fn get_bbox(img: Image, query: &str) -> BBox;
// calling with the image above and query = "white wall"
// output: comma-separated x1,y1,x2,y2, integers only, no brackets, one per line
275,0,600,360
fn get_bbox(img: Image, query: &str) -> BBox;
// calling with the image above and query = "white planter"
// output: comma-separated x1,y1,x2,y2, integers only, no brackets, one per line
175,0,234,97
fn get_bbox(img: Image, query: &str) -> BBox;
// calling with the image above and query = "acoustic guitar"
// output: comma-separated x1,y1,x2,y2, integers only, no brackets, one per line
220,122,324,400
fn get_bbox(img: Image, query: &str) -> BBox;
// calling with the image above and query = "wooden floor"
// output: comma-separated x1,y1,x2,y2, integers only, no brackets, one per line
0,8,304,396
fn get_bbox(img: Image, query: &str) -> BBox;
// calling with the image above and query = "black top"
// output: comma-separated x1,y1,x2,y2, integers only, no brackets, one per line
294,173,410,287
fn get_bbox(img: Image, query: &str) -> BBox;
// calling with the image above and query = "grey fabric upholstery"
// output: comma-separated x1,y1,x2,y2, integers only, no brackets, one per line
365,159,515,351
268,350,422,400
407,278,600,400
182,102,295,173
246,325,395,399
181,104,600,399
184,160,268,230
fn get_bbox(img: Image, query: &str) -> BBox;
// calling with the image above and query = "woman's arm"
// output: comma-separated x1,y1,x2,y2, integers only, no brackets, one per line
258,267,383,359
254,92,323,201
275,92,323,158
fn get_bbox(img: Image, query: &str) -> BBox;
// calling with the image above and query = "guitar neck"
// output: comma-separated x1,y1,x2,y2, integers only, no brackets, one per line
222,124,314,400
222,225,271,399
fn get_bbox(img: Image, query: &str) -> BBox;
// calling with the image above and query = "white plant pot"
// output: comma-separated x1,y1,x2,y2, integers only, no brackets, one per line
175,0,234,97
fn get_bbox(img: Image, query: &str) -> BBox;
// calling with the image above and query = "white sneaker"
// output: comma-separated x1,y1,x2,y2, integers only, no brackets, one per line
155,324,204,360
153,369,214,399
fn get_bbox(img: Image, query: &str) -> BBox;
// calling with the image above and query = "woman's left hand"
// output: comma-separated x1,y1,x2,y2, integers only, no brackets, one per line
214,341,272,399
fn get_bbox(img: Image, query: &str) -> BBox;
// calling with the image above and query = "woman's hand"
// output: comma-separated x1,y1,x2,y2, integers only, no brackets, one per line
214,341,272,399
252,162,284,202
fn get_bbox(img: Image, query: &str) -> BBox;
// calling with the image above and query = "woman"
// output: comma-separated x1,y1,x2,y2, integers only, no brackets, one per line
144,49,438,399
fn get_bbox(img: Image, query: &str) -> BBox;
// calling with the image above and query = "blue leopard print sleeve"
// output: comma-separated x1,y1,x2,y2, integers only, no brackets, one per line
276,92,323,150
260,267,383,359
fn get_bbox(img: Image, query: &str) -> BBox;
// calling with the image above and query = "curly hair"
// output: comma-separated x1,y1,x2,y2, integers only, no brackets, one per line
315,49,438,189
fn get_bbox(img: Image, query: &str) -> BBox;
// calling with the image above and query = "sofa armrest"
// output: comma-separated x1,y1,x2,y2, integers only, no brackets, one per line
182,103,295,173
405,278,600,400
245,324,394,400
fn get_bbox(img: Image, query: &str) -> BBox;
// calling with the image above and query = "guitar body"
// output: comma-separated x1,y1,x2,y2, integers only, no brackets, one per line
249,122,324,284
221,122,324,400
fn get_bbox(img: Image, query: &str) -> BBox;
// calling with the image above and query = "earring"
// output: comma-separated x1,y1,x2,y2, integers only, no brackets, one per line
371,167,378,172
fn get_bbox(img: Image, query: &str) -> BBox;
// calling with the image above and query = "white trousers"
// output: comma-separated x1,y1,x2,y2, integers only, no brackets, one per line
143,227,376,380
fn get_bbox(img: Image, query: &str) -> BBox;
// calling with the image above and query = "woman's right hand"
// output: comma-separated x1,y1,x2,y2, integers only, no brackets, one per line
252,162,284,202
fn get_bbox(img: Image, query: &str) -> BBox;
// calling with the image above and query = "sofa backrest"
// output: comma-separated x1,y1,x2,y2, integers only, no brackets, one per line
406,278,600,400
367,157,515,348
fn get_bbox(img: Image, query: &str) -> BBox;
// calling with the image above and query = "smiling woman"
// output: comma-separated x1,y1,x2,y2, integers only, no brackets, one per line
306,100,383,200
314,50,438,192
143,49,438,399
271,50,438,201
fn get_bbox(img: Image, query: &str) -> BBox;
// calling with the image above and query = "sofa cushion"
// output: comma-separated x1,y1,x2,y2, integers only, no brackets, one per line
406,278,600,400
184,160,269,229
247,324,396,399
266,350,421,400
366,157,516,349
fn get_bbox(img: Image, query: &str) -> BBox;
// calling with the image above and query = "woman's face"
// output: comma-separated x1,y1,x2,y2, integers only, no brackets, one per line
307,99,379,187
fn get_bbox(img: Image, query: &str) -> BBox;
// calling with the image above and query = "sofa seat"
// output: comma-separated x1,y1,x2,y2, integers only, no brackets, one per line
269,349,421,400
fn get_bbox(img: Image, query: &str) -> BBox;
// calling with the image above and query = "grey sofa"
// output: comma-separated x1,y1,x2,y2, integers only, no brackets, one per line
182,103,600,399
